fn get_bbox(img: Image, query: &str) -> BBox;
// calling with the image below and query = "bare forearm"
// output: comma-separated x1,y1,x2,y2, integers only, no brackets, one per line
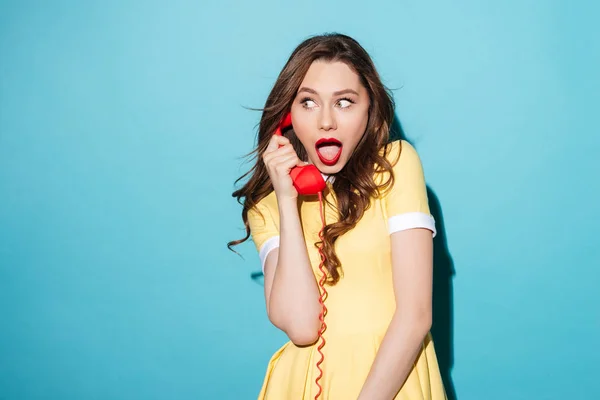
357,314,431,400
269,197,321,342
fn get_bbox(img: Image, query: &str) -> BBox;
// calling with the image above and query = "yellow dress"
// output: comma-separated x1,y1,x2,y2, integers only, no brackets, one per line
247,140,447,400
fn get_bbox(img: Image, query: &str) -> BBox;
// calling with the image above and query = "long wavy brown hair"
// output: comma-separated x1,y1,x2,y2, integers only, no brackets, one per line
228,32,401,285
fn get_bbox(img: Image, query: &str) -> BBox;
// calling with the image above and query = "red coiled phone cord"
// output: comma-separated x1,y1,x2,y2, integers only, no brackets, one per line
314,190,328,400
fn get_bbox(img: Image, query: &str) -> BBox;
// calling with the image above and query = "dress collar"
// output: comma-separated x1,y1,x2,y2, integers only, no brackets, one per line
321,173,335,184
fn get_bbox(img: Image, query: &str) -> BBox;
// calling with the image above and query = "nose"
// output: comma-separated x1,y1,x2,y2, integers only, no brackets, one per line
318,107,336,131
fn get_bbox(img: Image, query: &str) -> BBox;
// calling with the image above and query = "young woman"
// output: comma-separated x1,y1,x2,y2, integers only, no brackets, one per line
229,33,447,400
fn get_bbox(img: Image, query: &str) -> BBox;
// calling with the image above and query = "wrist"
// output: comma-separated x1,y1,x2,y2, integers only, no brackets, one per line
276,195,298,207
277,195,299,216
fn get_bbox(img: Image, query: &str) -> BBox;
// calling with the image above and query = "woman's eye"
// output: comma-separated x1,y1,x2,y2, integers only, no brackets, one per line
300,97,317,108
338,99,352,108
303,99,317,108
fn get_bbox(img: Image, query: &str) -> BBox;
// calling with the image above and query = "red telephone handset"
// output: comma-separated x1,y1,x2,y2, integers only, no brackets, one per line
274,113,327,196
274,112,328,400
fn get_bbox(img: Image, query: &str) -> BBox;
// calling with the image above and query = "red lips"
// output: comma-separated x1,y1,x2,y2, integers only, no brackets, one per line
315,138,343,166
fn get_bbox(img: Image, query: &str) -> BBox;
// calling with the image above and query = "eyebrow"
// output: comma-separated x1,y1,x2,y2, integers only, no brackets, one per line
297,87,360,96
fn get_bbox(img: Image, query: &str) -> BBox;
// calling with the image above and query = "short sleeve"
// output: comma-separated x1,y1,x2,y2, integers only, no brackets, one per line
247,199,280,273
383,140,436,237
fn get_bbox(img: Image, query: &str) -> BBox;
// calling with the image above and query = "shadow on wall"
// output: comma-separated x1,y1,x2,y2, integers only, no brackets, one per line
248,116,458,399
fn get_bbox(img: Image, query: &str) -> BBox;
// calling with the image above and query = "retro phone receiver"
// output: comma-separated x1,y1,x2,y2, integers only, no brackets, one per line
274,113,327,196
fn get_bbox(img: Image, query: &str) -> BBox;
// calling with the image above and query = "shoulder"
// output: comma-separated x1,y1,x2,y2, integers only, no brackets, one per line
255,190,278,210
379,139,420,166
249,190,279,221
375,140,423,182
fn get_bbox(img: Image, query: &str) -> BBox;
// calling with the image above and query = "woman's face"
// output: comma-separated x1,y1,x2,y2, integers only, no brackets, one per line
290,60,370,175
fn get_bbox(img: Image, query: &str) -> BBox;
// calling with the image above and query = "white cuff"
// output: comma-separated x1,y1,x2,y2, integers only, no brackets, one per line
259,236,280,273
388,212,437,238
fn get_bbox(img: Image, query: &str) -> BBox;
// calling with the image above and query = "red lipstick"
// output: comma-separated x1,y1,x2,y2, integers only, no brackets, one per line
315,138,343,166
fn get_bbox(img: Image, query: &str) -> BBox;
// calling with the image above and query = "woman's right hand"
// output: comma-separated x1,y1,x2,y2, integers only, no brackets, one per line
262,134,307,200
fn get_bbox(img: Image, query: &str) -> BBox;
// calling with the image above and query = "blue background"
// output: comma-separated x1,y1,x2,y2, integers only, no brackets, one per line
1,1,598,399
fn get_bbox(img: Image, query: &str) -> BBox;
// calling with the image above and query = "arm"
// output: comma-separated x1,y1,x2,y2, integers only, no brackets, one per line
357,227,434,399
249,133,322,346
263,196,322,345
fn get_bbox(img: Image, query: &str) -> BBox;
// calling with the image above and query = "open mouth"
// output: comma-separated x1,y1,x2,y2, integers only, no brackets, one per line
315,138,343,166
